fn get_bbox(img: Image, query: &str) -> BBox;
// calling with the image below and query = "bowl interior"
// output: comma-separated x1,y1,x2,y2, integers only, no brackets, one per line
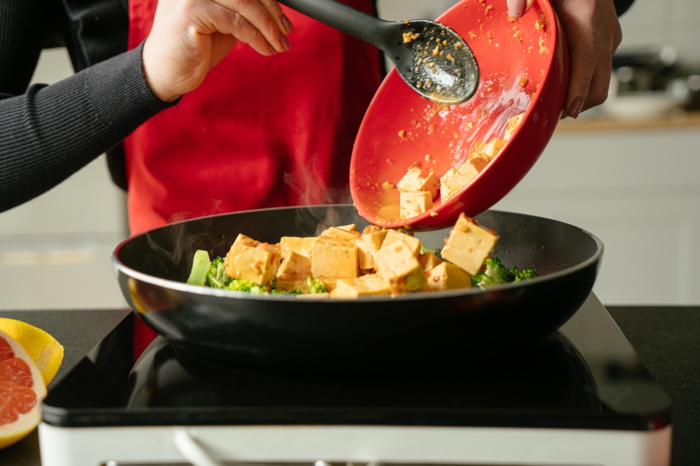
351,0,565,230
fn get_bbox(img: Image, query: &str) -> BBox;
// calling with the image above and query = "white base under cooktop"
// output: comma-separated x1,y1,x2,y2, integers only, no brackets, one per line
39,423,671,466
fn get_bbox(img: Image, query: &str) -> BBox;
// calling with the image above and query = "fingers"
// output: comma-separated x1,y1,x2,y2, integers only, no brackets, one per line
554,0,621,118
212,0,292,53
507,0,534,18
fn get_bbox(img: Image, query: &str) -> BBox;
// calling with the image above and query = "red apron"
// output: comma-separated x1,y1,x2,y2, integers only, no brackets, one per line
126,0,382,356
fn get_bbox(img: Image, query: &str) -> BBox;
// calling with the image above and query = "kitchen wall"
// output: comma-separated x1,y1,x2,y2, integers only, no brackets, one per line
0,0,697,310
0,49,130,310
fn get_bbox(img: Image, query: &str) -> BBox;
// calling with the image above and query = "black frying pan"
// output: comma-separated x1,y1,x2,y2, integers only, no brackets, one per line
113,205,603,375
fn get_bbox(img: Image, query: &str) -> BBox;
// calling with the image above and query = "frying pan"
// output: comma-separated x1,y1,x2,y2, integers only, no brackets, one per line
351,0,569,230
113,206,603,375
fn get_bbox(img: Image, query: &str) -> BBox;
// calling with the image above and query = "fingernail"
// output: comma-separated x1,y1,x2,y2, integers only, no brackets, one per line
507,0,526,18
268,44,277,55
279,34,290,51
569,97,584,119
281,14,294,34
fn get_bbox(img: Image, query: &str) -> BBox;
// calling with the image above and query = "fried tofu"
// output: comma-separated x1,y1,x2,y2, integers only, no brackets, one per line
441,213,499,275
439,155,487,202
381,229,421,257
418,251,443,271
224,234,281,285
280,236,316,259
275,251,312,292
330,274,392,298
425,262,471,291
310,235,359,280
324,227,361,242
478,138,506,160
356,229,388,270
374,242,426,293
400,191,434,219
397,167,440,198
504,113,524,141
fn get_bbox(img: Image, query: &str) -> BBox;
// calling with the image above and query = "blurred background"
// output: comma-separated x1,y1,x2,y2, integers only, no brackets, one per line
1,0,699,310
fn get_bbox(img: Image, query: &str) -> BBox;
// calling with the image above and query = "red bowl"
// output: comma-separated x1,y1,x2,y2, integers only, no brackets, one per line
350,0,569,230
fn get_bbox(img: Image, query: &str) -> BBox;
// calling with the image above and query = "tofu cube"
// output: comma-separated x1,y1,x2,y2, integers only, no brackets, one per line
363,225,383,235
310,236,359,280
374,242,426,293
479,138,506,160
280,236,316,258
325,227,361,242
439,155,487,202
224,234,281,285
356,230,388,270
330,274,392,299
425,263,472,291
276,251,312,292
381,229,421,257
397,167,440,198
418,251,443,271
504,113,524,141
400,191,434,219
320,224,358,236
441,213,499,275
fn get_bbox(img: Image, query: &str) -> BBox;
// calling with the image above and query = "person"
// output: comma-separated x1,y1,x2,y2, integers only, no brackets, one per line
508,0,627,118
0,0,631,351
0,0,632,220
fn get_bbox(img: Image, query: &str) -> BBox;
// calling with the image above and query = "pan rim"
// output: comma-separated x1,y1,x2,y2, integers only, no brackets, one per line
112,206,604,303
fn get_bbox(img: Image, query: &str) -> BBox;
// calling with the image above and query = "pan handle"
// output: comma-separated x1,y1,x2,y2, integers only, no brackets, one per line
174,428,226,466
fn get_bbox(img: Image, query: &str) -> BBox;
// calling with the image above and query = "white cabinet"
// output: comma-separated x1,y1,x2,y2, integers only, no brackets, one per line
493,123,700,305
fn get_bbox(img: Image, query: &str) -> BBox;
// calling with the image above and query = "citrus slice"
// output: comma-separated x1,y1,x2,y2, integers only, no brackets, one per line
0,330,47,450
0,318,64,385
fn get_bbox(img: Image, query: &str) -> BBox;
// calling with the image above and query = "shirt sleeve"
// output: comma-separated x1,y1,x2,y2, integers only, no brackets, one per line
614,0,635,16
0,44,174,213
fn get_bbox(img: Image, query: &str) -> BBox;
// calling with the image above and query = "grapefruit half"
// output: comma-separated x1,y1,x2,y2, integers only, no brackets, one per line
0,329,47,449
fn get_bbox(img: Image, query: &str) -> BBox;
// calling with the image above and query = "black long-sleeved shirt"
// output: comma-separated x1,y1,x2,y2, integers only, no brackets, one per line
0,0,635,214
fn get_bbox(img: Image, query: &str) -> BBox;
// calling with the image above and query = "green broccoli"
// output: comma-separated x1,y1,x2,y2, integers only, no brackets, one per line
471,257,537,288
510,267,537,282
186,250,211,286
226,279,269,294
205,256,231,289
306,277,328,294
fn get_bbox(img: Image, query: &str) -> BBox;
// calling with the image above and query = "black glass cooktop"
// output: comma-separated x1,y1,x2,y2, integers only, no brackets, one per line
42,294,671,431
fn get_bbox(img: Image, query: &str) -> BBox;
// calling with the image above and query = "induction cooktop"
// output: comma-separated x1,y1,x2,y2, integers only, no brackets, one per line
39,293,672,466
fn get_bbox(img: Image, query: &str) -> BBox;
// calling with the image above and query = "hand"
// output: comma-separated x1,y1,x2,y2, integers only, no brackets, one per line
508,0,623,119
142,0,294,102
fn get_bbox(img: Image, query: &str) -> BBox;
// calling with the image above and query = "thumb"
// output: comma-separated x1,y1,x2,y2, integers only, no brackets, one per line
507,0,534,18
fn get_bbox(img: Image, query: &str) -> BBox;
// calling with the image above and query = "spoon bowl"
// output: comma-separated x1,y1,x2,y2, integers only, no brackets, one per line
278,0,479,104
390,20,479,105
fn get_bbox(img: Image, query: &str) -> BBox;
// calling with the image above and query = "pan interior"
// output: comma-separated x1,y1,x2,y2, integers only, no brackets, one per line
116,205,600,286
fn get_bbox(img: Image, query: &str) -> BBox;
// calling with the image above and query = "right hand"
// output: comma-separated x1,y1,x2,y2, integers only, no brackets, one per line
142,0,294,102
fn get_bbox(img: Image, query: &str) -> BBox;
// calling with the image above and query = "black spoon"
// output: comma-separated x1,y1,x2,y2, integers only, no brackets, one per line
278,0,479,105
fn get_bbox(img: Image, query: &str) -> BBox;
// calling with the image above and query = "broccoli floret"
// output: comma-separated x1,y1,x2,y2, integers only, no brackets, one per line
471,257,510,287
510,267,537,282
306,277,327,294
226,279,266,293
186,250,211,286
471,257,538,288
271,288,303,295
205,256,231,288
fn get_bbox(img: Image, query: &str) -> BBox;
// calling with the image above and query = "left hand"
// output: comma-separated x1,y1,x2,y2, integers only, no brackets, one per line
508,0,623,119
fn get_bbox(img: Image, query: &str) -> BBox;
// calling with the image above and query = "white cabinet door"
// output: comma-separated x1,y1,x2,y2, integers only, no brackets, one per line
493,126,700,305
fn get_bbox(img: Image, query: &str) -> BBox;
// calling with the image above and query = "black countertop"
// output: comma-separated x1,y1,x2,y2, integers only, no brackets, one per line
0,306,698,466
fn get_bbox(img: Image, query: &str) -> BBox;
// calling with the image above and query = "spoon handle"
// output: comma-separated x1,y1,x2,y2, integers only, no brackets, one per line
278,0,393,52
